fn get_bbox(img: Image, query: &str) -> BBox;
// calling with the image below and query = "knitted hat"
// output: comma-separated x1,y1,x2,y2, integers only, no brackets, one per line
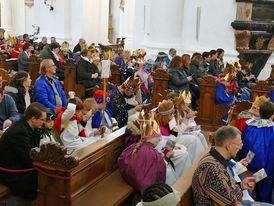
46,108,57,121
93,90,110,103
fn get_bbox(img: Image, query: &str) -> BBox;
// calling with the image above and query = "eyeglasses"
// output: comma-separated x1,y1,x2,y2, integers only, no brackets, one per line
38,118,47,122
231,142,243,148
48,65,56,68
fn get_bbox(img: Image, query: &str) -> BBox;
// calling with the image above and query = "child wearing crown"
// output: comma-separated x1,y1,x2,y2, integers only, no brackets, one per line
167,91,207,162
55,91,99,153
155,100,192,180
118,110,178,194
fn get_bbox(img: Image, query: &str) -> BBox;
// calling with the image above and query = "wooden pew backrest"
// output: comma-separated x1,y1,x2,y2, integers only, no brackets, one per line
249,80,274,101
27,55,41,83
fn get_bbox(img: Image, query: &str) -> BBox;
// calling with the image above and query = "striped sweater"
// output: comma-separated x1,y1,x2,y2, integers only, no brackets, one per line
192,148,243,206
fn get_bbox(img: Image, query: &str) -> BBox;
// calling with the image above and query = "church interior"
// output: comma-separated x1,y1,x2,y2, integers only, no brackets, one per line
0,0,273,205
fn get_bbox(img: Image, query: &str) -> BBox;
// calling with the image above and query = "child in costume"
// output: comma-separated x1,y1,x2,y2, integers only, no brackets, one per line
155,100,192,181
55,91,99,153
118,110,178,194
167,91,207,162
87,90,118,138
39,108,63,145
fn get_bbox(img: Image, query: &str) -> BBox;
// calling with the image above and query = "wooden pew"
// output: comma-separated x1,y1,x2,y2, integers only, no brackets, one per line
0,54,18,71
151,69,171,108
0,68,12,89
249,80,274,101
98,38,125,53
27,55,42,83
196,76,227,131
173,147,210,206
30,127,134,206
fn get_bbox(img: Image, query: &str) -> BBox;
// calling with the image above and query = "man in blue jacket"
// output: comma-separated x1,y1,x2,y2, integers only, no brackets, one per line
35,59,67,110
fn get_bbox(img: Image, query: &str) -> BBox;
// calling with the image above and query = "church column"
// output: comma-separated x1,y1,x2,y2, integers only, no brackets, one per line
12,0,26,35
123,0,136,50
0,0,13,35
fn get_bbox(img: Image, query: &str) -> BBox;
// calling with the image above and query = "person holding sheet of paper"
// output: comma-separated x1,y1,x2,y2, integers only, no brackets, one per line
241,101,274,203
192,126,273,206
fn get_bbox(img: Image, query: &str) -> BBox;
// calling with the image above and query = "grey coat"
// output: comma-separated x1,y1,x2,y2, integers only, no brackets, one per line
18,52,29,72
167,67,189,92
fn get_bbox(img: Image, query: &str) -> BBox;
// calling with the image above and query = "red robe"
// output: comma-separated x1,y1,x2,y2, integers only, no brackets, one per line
234,110,255,132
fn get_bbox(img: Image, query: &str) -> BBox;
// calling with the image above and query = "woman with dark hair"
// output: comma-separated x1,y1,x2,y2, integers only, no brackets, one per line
5,71,35,115
18,42,32,72
167,56,192,92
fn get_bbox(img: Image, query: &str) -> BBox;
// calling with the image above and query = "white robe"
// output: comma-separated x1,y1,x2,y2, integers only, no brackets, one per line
60,102,97,153
177,115,208,150
155,135,192,185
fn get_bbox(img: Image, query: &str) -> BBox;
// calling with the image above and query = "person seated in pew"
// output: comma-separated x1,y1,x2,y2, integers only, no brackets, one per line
76,49,101,90
58,41,70,68
155,100,192,176
35,59,67,110
10,42,24,59
39,108,63,145
38,36,47,51
118,110,178,194
165,48,176,65
91,90,117,134
0,88,20,130
136,183,180,206
235,96,269,132
114,49,126,68
107,75,142,128
215,69,238,122
73,38,86,54
5,71,35,116
18,42,33,72
167,55,192,93
0,103,47,201
208,49,221,76
241,101,274,203
192,126,273,206
49,42,64,81
168,91,208,150
55,91,99,153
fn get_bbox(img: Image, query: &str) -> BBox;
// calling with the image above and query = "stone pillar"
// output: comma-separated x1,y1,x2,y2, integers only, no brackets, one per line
123,0,136,50
12,0,26,35
1,0,13,35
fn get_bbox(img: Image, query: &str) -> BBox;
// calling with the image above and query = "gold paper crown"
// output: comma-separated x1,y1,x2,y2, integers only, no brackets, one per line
60,41,69,51
173,92,184,105
184,91,192,103
252,96,270,108
139,110,161,139
182,91,186,100
91,52,100,61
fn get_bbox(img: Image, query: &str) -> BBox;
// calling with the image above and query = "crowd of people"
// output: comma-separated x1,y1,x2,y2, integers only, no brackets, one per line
0,30,273,206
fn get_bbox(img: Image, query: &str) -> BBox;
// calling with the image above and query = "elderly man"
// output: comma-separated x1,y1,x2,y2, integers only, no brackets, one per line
0,103,47,201
192,126,273,206
165,48,176,65
35,59,67,110
73,38,86,54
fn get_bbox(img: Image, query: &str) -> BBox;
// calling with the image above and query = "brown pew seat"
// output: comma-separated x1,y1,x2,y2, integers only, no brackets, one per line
0,184,10,199
72,169,134,206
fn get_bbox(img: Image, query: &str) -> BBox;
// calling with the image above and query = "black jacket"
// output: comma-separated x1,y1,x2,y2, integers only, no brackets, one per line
188,62,202,86
0,117,40,197
208,60,220,76
76,57,100,88
73,43,81,53
5,85,36,115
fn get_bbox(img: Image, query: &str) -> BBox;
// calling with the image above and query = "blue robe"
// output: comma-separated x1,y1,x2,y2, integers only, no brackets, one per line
215,83,234,121
92,107,114,128
270,89,274,103
242,120,274,203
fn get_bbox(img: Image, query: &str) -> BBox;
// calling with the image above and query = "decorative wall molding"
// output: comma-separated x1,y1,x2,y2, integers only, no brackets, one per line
25,0,34,8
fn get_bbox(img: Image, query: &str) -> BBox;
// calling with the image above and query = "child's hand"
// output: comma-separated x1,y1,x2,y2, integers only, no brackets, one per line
94,129,102,136
82,115,88,122
187,127,193,132
174,146,181,150
240,158,248,167
179,118,184,125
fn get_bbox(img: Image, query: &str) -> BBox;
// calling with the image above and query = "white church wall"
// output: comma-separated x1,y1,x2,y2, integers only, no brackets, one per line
25,4,34,35
33,0,72,44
